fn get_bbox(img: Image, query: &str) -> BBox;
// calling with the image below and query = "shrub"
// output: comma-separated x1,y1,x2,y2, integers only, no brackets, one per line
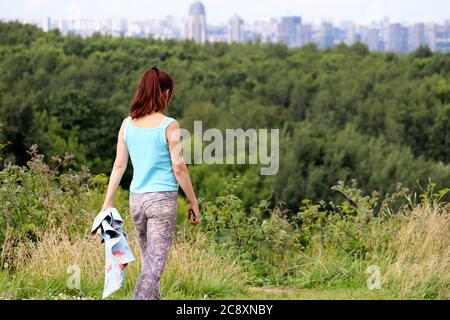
198,180,304,285
0,144,104,270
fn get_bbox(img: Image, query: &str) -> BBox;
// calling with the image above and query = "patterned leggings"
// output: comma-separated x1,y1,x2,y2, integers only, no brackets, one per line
129,191,178,300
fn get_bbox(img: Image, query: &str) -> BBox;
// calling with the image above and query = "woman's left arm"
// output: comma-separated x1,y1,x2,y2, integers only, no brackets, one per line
101,118,129,211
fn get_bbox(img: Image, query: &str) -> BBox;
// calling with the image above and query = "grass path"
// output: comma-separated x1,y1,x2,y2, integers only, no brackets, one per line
214,286,398,300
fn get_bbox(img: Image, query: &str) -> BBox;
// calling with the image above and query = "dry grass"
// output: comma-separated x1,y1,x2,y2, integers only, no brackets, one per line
1,227,247,299
9,228,106,299
162,231,248,298
381,203,450,298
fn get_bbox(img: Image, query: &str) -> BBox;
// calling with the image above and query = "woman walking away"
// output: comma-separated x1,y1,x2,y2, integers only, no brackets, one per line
100,66,201,300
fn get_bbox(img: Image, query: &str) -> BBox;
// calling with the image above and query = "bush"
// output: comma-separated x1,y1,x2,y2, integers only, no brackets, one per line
0,144,104,269
198,180,303,285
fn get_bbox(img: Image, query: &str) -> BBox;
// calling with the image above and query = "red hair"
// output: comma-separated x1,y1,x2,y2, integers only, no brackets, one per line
130,67,174,119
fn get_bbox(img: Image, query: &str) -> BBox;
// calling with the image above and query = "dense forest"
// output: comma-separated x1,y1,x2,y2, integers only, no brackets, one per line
0,22,449,210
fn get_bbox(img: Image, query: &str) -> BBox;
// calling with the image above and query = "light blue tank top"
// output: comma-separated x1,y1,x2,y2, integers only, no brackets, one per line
123,115,179,193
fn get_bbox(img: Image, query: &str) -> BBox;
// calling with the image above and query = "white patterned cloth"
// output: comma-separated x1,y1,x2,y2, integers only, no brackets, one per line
91,207,135,299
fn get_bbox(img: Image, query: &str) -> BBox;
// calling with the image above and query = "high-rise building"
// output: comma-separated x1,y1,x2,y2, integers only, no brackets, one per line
186,1,207,44
425,23,437,51
435,23,450,52
366,28,381,51
386,23,408,53
228,13,244,43
52,19,69,35
109,18,127,36
126,20,143,38
277,16,302,47
253,19,278,44
297,24,312,47
409,23,426,51
340,21,357,45
40,17,52,32
317,22,334,48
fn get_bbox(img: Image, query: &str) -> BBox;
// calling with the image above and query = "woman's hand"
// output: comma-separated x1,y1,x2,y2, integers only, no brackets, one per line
101,202,114,212
188,202,201,226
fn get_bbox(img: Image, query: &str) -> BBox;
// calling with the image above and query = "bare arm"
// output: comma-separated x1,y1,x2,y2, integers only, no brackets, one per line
101,118,129,211
166,120,201,225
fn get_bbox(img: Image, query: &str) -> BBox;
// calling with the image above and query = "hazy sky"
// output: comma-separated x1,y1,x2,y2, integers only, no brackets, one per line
1,0,449,24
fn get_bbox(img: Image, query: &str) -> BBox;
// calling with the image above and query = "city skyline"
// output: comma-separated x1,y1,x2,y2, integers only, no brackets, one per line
2,1,450,53
1,0,450,25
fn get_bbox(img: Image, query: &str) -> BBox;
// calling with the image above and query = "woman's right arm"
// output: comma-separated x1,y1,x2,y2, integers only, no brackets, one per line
166,120,201,225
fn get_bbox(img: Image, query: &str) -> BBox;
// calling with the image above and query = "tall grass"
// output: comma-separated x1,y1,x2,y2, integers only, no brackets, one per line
162,230,248,299
381,203,450,298
290,203,450,299
1,228,247,299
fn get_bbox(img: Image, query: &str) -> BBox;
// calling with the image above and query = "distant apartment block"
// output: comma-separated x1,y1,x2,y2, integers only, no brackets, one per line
435,22,450,52
366,28,381,51
186,1,207,44
277,16,302,47
386,23,408,53
317,22,335,49
409,23,426,51
297,24,313,47
228,13,244,44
